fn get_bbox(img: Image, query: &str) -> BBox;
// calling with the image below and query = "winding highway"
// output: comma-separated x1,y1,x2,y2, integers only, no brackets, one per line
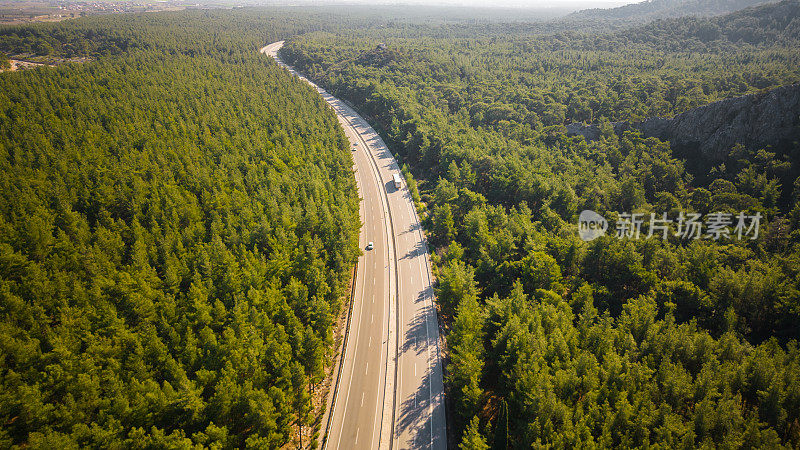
260,41,447,449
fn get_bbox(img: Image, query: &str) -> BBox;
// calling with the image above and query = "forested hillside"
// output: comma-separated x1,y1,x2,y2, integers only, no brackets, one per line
599,0,800,49
3,2,800,448
569,0,775,21
0,10,362,448
283,2,800,447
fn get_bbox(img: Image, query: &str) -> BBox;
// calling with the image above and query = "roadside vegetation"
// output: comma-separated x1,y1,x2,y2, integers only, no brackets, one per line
282,1,800,446
2,2,799,448
0,10,363,448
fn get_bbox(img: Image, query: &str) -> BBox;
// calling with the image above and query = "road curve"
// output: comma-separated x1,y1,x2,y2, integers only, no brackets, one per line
261,41,446,449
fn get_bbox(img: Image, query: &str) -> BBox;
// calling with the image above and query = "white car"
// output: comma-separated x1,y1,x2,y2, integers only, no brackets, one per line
366,241,374,251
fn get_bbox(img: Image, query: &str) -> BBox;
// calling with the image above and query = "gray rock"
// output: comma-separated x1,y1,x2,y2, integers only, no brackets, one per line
566,83,800,163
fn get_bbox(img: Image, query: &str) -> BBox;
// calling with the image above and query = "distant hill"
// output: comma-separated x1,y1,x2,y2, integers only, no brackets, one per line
596,0,800,49
569,0,777,21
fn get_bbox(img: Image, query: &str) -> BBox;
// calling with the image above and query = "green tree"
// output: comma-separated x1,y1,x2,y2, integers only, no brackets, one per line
460,416,488,450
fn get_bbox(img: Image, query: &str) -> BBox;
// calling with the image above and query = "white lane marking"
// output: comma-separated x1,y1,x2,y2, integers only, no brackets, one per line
365,363,369,375
361,392,365,407
332,96,385,450
421,258,435,449
282,50,441,449
369,336,372,348
354,112,393,450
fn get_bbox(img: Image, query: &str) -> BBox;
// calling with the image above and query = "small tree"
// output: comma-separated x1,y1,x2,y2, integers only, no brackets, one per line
460,416,488,450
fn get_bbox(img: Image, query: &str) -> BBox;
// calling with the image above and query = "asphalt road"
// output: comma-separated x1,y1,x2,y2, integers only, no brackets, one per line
261,41,446,450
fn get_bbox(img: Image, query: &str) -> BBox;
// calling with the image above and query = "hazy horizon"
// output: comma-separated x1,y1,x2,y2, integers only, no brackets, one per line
225,0,635,11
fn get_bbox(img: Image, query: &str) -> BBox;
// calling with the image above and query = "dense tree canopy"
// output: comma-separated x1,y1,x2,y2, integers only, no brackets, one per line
0,10,362,448
2,2,799,447
283,2,800,447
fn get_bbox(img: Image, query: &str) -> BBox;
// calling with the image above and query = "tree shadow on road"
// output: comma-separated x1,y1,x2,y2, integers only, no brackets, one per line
400,221,422,236
395,360,434,448
399,297,433,358
401,240,427,260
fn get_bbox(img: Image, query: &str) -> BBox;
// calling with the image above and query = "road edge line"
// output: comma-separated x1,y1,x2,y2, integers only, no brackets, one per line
262,41,359,450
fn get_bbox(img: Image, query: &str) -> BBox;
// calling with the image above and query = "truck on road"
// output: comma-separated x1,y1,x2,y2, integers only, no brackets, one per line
392,173,402,190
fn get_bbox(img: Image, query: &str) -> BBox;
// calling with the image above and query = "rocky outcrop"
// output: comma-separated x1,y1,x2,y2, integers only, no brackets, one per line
566,83,800,163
